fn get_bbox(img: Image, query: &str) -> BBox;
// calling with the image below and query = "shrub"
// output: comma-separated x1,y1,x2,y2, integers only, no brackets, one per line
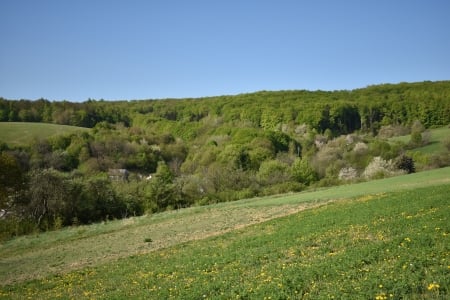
338,167,358,181
395,155,415,174
409,131,423,148
363,156,401,179
444,136,450,151
427,153,450,169
257,159,291,185
260,181,304,196
353,142,368,154
377,125,409,138
291,158,318,185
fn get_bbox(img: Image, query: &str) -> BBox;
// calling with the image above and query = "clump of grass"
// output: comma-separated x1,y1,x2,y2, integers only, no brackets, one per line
144,238,153,243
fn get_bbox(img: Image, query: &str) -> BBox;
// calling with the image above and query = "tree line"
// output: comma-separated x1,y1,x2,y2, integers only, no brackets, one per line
1,81,449,133
1,81,449,239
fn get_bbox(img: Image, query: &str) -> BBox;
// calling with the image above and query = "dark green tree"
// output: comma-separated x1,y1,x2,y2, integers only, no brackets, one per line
395,155,415,174
0,153,24,211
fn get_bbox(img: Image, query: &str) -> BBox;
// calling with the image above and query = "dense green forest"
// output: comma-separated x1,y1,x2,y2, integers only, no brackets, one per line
1,81,450,239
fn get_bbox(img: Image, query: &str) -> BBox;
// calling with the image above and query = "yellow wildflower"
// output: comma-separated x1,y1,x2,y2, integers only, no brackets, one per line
427,283,440,291
375,293,387,300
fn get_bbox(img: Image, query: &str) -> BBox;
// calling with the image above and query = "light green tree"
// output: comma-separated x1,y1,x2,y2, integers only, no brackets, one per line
291,158,318,185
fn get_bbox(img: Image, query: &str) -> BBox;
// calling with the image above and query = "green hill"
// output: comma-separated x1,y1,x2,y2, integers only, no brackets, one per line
0,122,89,147
1,167,449,298
1,83,449,246
389,126,450,154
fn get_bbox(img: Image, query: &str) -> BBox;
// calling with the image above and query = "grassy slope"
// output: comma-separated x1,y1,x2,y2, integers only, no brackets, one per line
390,126,450,154
0,167,449,298
0,122,89,147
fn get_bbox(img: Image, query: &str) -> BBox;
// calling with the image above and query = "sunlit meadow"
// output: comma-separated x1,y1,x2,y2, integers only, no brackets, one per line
1,183,448,299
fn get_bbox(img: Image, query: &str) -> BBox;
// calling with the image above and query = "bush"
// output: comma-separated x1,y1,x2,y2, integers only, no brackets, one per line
291,158,318,185
338,167,358,181
395,155,415,174
363,156,401,179
0,217,38,241
257,160,291,185
409,131,423,148
427,153,450,169
260,181,304,196
444,136,450,151
377,125,409,138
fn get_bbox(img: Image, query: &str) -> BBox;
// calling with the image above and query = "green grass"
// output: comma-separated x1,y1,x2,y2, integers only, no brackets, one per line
390,126,450,154
0,122,89,147
0,167,449,299
1,184,448,299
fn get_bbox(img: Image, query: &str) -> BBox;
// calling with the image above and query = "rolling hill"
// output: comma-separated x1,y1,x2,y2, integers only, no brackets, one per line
0,122,89,147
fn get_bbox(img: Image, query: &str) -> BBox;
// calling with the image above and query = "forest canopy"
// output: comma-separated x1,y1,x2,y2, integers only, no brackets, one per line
1,81,449,132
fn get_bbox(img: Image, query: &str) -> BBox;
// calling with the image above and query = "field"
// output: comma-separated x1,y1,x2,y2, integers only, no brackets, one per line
0,122,89,147
390,126,450,154
0,167,449,299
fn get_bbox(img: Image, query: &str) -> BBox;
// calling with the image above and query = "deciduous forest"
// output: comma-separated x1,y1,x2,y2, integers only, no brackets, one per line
1,81,449,239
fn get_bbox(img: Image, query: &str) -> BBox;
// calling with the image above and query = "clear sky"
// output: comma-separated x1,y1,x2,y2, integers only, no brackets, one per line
1,0,449,102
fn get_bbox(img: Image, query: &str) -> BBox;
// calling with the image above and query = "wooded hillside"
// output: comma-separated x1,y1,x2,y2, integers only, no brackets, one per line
1,81,449,132
1,81,449,238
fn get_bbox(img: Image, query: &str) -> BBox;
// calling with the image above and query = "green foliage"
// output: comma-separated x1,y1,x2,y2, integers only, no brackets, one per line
260,108,282,130
218,144,251,170
1,82,450,236
266,131,291,153
291,158,318,185
26,169,69,229
409,130,423,147
257,159,291,185
444,136,450,152
0,153,24,209
145,162,178,212
247,137,275,170
395,154,415,174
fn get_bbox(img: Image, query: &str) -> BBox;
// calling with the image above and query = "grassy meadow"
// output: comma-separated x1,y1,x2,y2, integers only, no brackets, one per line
390,126,450,154
0,167,449,299
0,122,89,147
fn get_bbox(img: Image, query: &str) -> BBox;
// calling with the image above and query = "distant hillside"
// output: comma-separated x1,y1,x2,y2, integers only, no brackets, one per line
0,81,449,240
0,122,89,147
1,81,450,132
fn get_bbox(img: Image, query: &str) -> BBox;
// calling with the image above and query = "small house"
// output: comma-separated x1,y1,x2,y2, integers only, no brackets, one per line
108,169,129,181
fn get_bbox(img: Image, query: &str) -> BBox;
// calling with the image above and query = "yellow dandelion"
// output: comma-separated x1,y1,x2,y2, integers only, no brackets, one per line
375,293,387,300
427,283,440,291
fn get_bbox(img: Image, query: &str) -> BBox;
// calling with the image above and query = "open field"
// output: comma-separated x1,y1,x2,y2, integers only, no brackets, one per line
0,167,449,298
0,122,89,147
390,126,450,154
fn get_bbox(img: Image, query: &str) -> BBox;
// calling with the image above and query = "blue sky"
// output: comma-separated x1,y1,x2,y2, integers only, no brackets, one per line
1,0,449,101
